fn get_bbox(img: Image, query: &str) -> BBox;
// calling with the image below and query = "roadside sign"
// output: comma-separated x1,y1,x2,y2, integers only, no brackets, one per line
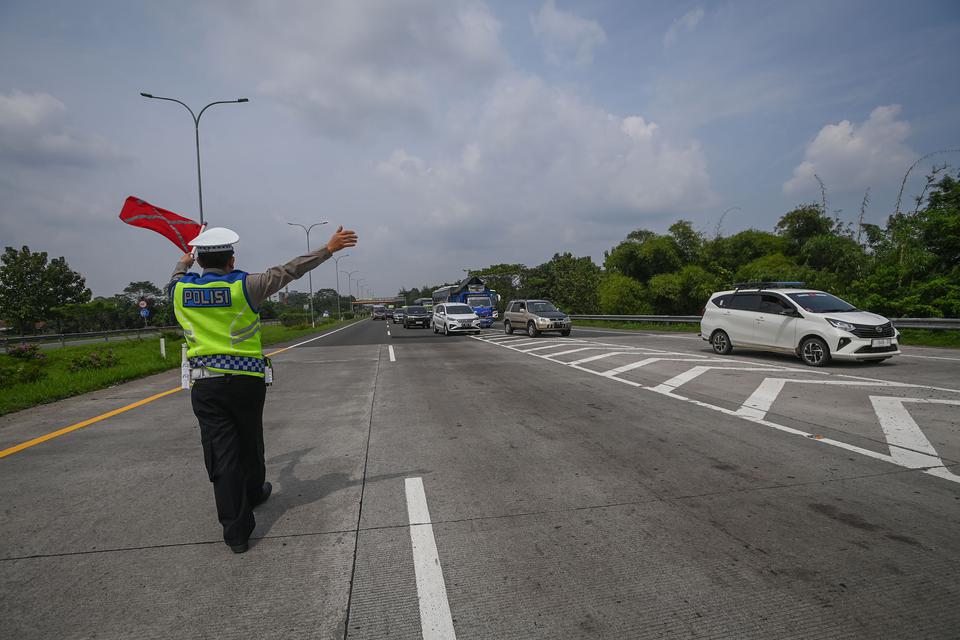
140,308,150,318
138,300,148,308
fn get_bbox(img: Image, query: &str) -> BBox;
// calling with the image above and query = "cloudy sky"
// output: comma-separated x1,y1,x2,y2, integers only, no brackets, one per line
1,0,958,298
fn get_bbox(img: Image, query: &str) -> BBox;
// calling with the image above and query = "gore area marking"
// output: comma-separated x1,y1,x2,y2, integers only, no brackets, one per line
471,334,960,485
388,345,396,362
405,477,457,640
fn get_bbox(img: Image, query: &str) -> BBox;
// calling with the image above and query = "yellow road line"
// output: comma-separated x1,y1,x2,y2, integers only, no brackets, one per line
0,320,363,459
0,387,183,459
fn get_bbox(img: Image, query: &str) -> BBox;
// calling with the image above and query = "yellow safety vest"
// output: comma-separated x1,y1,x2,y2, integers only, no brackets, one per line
173,271,264,378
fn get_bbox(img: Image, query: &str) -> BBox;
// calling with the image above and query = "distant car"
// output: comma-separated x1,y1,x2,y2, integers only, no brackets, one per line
393,308,406,324
372,306,387,320
503,299,572,337
432,303,482,335
403,305,431,329
321,310,330,318
700,282,901,366
386,308,395,320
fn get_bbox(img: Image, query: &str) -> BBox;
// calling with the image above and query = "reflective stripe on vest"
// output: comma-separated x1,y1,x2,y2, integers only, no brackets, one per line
173,271,264,378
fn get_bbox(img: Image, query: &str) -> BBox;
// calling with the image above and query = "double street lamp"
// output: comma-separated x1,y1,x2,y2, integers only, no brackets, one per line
139,92,249,226
287,222,329,327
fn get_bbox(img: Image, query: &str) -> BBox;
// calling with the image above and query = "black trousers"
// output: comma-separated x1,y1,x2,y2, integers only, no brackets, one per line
190,374,267,545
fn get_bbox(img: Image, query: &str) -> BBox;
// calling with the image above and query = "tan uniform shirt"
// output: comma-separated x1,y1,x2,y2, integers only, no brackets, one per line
168,247,333,308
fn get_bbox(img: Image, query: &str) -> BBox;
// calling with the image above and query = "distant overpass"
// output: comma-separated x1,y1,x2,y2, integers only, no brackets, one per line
352,297,405,309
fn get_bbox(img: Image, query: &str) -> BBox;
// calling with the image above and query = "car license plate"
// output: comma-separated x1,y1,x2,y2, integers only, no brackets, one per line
872,338,891,347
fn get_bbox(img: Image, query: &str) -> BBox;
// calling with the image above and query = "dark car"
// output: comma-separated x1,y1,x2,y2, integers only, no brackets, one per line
403,305,431,329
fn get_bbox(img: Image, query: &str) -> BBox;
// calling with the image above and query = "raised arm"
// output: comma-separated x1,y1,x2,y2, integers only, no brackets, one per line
245,226,358,308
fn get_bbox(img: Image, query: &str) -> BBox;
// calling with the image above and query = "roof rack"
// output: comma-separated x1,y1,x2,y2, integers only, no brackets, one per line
732,281,806,292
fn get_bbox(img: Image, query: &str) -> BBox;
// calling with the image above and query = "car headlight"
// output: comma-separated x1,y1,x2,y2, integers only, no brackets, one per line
537,317,550,325
826,318,856,332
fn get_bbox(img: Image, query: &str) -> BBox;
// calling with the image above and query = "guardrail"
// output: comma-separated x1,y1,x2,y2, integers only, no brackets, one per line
570,315,959,330
0,320,286,352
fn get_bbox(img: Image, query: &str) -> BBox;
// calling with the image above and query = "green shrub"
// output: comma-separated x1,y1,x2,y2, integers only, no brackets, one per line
160,330,182,341
279,312,311,327
341,312,355,320
68,349,119,372
0,360,47,388
7,343,44,360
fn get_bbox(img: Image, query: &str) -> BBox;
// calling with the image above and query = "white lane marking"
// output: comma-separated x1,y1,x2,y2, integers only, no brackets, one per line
388,345,396,362
869,397,960,471
900,353,960,362
651,366,810,394
736,378,898,419
520,343,588,353
572,351,701,367
601,357,720,378
470,334,960,485
278,320,363,350
405,477,457,640
387,329,391,336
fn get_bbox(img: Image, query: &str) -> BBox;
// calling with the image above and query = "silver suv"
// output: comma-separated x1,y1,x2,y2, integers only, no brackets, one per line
503,299,572,337
700,282,900,366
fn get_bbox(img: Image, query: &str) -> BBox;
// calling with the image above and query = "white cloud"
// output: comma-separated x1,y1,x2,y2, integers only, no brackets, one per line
530,0,607,67
207,0,507,137
377,74,714,240
783,105,917,194
0,89,123,167
663,7,704,47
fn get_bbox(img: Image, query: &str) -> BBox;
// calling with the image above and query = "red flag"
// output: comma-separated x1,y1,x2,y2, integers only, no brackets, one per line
119,196,202,252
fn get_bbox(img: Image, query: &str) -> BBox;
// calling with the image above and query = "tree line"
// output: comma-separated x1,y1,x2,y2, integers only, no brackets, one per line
0,252,358,335
401,170,960,318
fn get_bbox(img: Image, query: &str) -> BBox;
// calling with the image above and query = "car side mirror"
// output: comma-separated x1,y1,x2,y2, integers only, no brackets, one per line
781,308,798,317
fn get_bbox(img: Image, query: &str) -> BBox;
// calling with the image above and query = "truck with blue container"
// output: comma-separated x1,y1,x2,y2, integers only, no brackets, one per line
431,276,500,328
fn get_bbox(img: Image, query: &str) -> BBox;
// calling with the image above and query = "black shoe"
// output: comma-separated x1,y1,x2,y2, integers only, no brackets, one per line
252,482,272,508
229,541,249,554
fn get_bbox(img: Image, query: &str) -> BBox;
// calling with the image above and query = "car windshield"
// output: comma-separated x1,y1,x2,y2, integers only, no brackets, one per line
445,305,473,314
528,301,558,313
467,296,492,308
407,306,427,314
787,292,858,313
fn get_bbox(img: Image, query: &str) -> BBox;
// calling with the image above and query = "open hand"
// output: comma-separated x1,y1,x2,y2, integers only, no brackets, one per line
326,225,358,253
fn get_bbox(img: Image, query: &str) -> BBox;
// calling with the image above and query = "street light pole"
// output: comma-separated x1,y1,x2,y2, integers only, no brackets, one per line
140,93,248,226
287,221,329,327
341,270,358,317
356,279,365,300
332,254,350,320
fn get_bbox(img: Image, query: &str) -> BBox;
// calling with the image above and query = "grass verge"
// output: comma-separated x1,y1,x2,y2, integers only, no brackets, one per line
573,319,960,349
0,320,357,416
574,319,700,333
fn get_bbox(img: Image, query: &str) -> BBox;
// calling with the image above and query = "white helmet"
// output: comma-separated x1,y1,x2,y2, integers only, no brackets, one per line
190,227,239,253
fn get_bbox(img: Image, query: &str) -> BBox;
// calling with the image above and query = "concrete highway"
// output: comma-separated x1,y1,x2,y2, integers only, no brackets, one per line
1,318,959,639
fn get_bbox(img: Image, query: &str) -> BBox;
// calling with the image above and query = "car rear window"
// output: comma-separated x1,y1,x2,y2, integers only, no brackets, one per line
711,294,732,307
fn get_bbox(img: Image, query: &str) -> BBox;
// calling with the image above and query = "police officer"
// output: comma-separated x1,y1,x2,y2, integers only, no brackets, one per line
169,224,358,553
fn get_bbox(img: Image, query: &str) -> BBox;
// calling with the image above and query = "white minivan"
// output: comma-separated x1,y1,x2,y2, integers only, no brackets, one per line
700,283,900,366
432,303,482,336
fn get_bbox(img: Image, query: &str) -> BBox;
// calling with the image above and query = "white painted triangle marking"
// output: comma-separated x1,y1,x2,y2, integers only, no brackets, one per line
736,378,897,419
869,396,960,470
600,357,720,377
651,366,813,394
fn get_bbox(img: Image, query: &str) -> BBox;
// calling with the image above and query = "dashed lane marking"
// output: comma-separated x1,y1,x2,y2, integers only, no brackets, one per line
0,320,365,460
405,477,457,640
389,345,396,362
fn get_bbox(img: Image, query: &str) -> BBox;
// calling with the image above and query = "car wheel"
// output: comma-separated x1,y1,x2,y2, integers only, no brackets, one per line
711,330,733,355
504,320,513,334
561,330,571,337
527,322,539,338
443,323,450,336
432,322,438,334
800,336,831,367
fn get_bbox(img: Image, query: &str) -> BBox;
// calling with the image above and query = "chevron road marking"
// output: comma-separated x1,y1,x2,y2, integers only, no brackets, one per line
471,334,960,485
869,397,960,469
736,378,904,420
650,365,825,394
